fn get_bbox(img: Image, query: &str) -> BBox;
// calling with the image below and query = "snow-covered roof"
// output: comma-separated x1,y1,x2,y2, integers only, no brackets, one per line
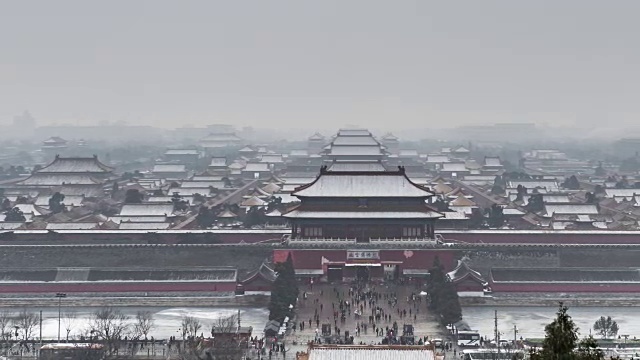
327,162,387,172
152,164,187,173
118,222,171,230
332,136,380,146
308,346,435,360
293,172,434,198
165,149,199,156
241,196,267,207
543,203,599,215
37,156,113,173
243,163,270,172
119,204,175,217
18,174,101,186
283,210,442,219
209,157,227,167
329,146,383,156
441,163,468,172
337,129,371,136
45,222,99,230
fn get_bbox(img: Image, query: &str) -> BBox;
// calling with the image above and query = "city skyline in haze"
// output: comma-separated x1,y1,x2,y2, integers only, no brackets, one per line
1,1,640,130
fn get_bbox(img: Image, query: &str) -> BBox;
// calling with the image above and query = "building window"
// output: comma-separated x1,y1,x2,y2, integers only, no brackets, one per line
304,227,323,237
402,227,421,237
358,198,368,208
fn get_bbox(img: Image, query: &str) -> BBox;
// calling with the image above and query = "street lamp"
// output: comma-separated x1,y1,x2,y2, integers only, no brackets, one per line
55,293,67,342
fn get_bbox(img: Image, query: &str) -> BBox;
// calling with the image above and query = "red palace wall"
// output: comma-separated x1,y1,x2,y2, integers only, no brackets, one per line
440,231,640,244
273,249,458,272
0,282,237,294
490,282,640,293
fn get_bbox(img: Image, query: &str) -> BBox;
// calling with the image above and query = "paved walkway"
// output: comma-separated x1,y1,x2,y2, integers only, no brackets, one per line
285,282,448,355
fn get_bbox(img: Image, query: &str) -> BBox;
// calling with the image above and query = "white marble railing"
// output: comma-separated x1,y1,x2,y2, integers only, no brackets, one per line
288,237,357,244
369,237,437,244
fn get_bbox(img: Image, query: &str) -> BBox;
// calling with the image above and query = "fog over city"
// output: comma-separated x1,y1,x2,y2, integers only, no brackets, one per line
3,2,640,360
2,1,640,135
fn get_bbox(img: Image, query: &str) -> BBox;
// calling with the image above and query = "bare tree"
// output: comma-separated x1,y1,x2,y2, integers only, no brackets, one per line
181,316,202,339
13,309,39,341
209,314,245,360
133,311,154,340
0,311,13,342
88,307,130,356
62,311,77,341
176,316,205,360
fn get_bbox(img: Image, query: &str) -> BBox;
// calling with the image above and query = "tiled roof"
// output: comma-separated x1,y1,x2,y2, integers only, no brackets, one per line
209,157,227,167
110,216,168,223
328,162,387,172
38,156,113,173
308,346,435,360
450,195,476,207
441,163,468,172
293,172,434,198
241,196,267,207
329,146,383,156
119,204,175,217
165,149,199,155
543,203,599,215
18,174,102,186
332,136,380,146
118,222,171,230
244,163,270,172
152,164,187,173
45,222,100,230
283,210,442,219
337,129,371,136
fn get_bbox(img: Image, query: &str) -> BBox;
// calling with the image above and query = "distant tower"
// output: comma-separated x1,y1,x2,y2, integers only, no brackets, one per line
381,133,400,155
308,132,326,155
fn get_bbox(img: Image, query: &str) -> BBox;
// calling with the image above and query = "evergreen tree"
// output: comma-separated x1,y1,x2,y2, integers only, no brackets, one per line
196,206,215,229
534,302,579,359
563,175,581,190
426,256,462,326
48,192,65,214
4,207,26,222
487,204,505,228
268,253,298,321
530,303,607,360
124,189,144,203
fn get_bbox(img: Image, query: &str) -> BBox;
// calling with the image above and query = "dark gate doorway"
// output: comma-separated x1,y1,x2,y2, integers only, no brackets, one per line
327,266,343,282
356,266,370,282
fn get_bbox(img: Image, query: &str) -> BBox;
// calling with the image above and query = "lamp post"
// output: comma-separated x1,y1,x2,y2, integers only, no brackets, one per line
55,293,66,342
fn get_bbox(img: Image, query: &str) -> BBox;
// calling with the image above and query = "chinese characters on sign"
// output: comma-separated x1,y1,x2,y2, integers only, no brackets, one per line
347,250,380,259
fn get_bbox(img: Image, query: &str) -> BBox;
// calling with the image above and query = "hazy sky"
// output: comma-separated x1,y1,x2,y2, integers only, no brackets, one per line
1,1,640,130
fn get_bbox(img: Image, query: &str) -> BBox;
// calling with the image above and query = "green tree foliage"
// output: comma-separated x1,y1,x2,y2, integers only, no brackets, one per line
426,257,462,326
268,253,298,321
594,162,606,177
4,207,26,222
48,192,65,214
171,192,189,211
515,185,527,202
530,303,608,360
585,192,597,204
124,189,144,203
527,193,545,213
490,183,505,195
433,198,450,212
243,207,266,228
486,204,505,228
593,316,619,339
563,175,581,190
111,182,119,197
196,206,215,229
468,208,486,229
